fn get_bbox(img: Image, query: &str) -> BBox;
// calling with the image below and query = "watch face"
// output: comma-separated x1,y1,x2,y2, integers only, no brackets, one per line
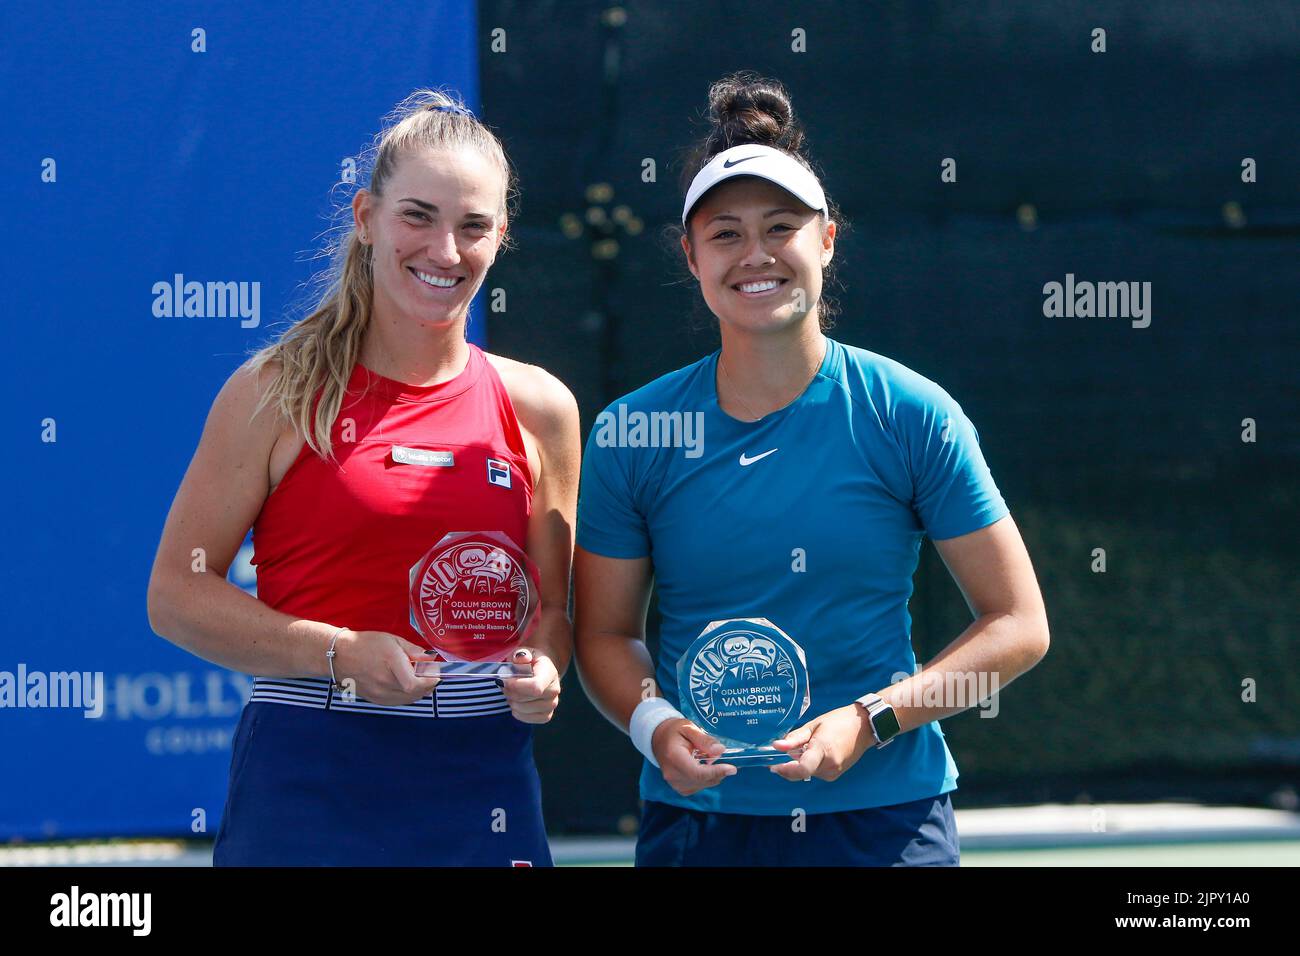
874,704,901,742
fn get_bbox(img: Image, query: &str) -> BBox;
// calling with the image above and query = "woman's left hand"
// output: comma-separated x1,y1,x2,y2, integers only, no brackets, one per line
500,648,561,724
769,703,878,782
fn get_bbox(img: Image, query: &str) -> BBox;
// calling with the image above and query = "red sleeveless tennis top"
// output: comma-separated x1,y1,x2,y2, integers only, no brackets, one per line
251,344,534,650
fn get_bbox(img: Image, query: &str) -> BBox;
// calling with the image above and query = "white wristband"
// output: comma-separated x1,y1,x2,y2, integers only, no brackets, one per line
629,697,684,768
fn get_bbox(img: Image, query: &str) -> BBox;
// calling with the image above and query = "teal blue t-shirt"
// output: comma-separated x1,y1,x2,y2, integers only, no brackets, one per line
576,337,1009,815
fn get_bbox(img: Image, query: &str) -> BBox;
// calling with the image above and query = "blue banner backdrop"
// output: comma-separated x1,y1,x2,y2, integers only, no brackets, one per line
3,1,481,839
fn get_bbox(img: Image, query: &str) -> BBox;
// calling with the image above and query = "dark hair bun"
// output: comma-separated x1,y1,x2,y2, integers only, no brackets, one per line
704,72,805,156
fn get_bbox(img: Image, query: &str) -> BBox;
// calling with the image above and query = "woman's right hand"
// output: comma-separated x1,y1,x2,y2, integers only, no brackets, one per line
330,629,441,706
651,717,738,796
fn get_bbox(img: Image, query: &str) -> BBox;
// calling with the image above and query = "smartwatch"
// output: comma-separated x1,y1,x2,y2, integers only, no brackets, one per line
854,693,900,748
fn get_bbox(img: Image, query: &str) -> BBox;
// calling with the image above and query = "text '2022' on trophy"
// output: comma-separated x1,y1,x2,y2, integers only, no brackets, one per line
676,617,810,767
408,531,540,680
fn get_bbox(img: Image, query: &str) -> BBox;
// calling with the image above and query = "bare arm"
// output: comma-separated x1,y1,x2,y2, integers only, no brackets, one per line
574,546,737,794
882,512,1050,731
146,363,437,705
146,363,335,676
516,369,581,679
772,513,1050,781
572,547,656,731
493,361,581,723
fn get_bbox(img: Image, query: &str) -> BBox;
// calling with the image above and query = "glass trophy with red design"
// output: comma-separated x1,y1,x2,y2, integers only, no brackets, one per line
408,531,540,679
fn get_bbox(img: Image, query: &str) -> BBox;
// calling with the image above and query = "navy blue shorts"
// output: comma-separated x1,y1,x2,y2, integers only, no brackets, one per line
212,701,553,866
635,793,960,867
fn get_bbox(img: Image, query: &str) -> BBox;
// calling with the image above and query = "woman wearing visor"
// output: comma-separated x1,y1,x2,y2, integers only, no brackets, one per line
574,73,1050,866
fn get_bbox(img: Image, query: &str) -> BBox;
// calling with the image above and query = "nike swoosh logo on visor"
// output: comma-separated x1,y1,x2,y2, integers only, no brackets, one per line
723,156,761,168
739,449,778,466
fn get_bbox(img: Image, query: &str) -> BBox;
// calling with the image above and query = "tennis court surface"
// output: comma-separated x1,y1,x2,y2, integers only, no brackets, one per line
2,803,1297,866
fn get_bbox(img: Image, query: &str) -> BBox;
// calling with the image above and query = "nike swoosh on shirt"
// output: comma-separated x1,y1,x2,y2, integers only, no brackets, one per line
739,448,778,466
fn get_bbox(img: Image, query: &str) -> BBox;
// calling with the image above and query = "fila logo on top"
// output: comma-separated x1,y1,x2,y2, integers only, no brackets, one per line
486,458,512,489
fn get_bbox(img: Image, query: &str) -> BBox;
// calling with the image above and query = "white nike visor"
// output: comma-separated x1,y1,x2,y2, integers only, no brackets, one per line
682,144,828,227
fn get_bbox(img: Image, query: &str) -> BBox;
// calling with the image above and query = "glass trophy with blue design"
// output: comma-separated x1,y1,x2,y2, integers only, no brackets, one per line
408,531,539,680
676,618,810,767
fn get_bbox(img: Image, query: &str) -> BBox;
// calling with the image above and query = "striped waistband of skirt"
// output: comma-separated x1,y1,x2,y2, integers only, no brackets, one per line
248,676,510,719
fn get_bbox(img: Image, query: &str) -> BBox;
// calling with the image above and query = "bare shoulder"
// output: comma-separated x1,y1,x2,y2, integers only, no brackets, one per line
484,352,579,440
204,357,296,464
213,358,282,426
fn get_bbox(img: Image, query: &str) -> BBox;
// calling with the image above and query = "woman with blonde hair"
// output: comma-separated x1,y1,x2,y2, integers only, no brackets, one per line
148,90,579,866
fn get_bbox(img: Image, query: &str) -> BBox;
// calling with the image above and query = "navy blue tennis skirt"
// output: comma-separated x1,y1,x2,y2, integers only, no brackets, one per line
635,792,960,867
213,701,553,866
